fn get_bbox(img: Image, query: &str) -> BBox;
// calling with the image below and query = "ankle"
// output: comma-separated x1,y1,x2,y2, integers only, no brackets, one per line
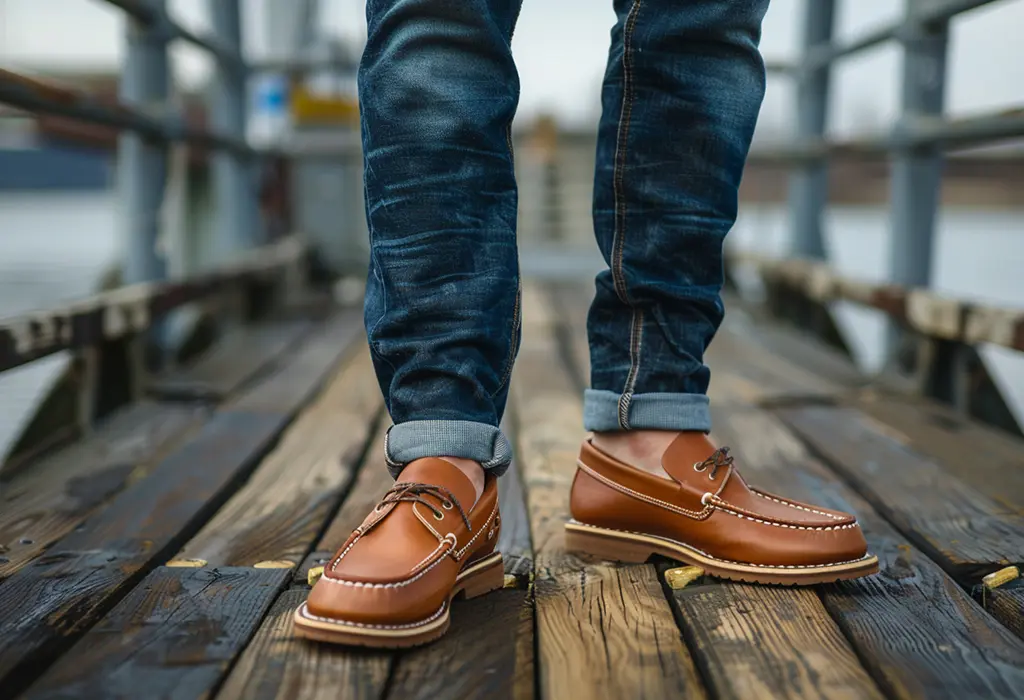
442,456,485,507
591,430,682,480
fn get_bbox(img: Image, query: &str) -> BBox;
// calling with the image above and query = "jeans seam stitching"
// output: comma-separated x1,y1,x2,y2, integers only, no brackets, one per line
612,0,643,429
491,279,522,397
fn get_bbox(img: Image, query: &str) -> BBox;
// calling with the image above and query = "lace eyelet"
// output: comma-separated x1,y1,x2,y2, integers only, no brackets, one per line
693,461,707,473
442,501,453,510
374,504,384,513
434,511,444,521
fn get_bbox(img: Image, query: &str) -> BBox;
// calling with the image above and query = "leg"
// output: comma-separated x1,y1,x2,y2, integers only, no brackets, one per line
566,1,876,585
295,0,523,649
586,0,770,443
360,0,524,479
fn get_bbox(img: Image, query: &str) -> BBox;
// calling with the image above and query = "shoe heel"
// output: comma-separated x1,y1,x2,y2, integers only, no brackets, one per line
458,554,505,600
564,524,654,564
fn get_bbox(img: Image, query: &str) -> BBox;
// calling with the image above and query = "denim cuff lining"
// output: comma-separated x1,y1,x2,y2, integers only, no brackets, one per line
583,389,711,432
383,419,513,478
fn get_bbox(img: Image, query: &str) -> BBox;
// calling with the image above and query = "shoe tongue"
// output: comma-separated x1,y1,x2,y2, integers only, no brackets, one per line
396,458,478,513
661,433,729,489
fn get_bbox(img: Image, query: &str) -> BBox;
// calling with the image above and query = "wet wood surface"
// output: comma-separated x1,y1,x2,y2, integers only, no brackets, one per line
22,566,291,700
0,401,204,580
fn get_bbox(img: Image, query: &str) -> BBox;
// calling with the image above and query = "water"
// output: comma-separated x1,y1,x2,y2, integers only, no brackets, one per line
0,192,1022,461
0,192,120,461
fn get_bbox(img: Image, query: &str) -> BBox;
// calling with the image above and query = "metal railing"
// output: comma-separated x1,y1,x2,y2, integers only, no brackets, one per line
736,0,1024,433
765,0,1022,286
0,0,339,467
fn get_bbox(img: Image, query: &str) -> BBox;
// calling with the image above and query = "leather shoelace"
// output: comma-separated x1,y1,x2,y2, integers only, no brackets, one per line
694,447,734,481
375,482,473,532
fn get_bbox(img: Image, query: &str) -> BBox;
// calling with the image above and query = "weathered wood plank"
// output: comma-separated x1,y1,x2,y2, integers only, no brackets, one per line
385,588,533,700
149,318,312,401
497,448,533,578
553,289,883,700
0,311,363,694
775,404,1024,584
230,314,363,416
21,348,383,698
22,566,291,700
298,420,395,582
853,389,1024,508
706,317,846,404
721,302,870,391
663,572,883,700
514,283,705,700
0,401,204,581
711,406,1024,699
0,410,285,694
986,585,1024,640
177,348,382,567
215,588,392,700
218,425,397,700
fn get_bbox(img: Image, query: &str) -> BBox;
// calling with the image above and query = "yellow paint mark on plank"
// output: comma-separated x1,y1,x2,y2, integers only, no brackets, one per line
665,566,704,590
983,566,1020,590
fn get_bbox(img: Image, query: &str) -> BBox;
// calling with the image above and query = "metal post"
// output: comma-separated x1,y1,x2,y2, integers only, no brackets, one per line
209,0,259,259
119,0,169,284
788,0,836,260
887,0,949,356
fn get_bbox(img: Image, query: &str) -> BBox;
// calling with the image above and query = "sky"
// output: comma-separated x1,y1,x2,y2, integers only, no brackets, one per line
2,0,1023,138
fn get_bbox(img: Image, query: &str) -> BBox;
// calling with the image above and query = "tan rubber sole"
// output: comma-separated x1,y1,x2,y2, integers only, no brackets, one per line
292,551,505,648
564,520,879,585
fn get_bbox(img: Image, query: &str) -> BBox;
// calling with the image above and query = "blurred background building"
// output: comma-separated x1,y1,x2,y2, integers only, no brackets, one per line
1,0,1023,460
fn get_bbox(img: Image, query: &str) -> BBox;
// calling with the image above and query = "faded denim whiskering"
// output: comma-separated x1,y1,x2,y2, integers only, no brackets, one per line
361,0,769,475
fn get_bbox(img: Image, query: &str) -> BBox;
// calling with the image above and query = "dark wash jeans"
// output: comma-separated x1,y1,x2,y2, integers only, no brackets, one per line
361,0,771,477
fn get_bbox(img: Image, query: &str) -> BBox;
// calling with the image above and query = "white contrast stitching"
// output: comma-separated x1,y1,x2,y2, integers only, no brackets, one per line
298,602,447,630
707,497,858,531
456,500,498,559
751,490,844,520
410,539,448,574
321,547,451,589
568,520,869,570
329,531,363,571
577,461,712,520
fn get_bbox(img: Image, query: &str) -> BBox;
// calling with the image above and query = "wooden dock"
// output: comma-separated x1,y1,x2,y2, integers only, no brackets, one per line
2,283,1023,699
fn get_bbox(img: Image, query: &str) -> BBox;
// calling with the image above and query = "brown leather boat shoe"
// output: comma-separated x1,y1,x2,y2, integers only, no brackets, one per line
565,434,878,584
293,458,504,647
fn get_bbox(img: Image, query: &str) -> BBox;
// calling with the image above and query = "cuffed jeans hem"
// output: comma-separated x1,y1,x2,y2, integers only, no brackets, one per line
383,419,513,479
583,389,712,433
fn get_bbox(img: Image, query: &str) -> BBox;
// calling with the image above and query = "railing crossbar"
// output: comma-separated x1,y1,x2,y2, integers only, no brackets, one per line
0,68,253,156
96,0,244,71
